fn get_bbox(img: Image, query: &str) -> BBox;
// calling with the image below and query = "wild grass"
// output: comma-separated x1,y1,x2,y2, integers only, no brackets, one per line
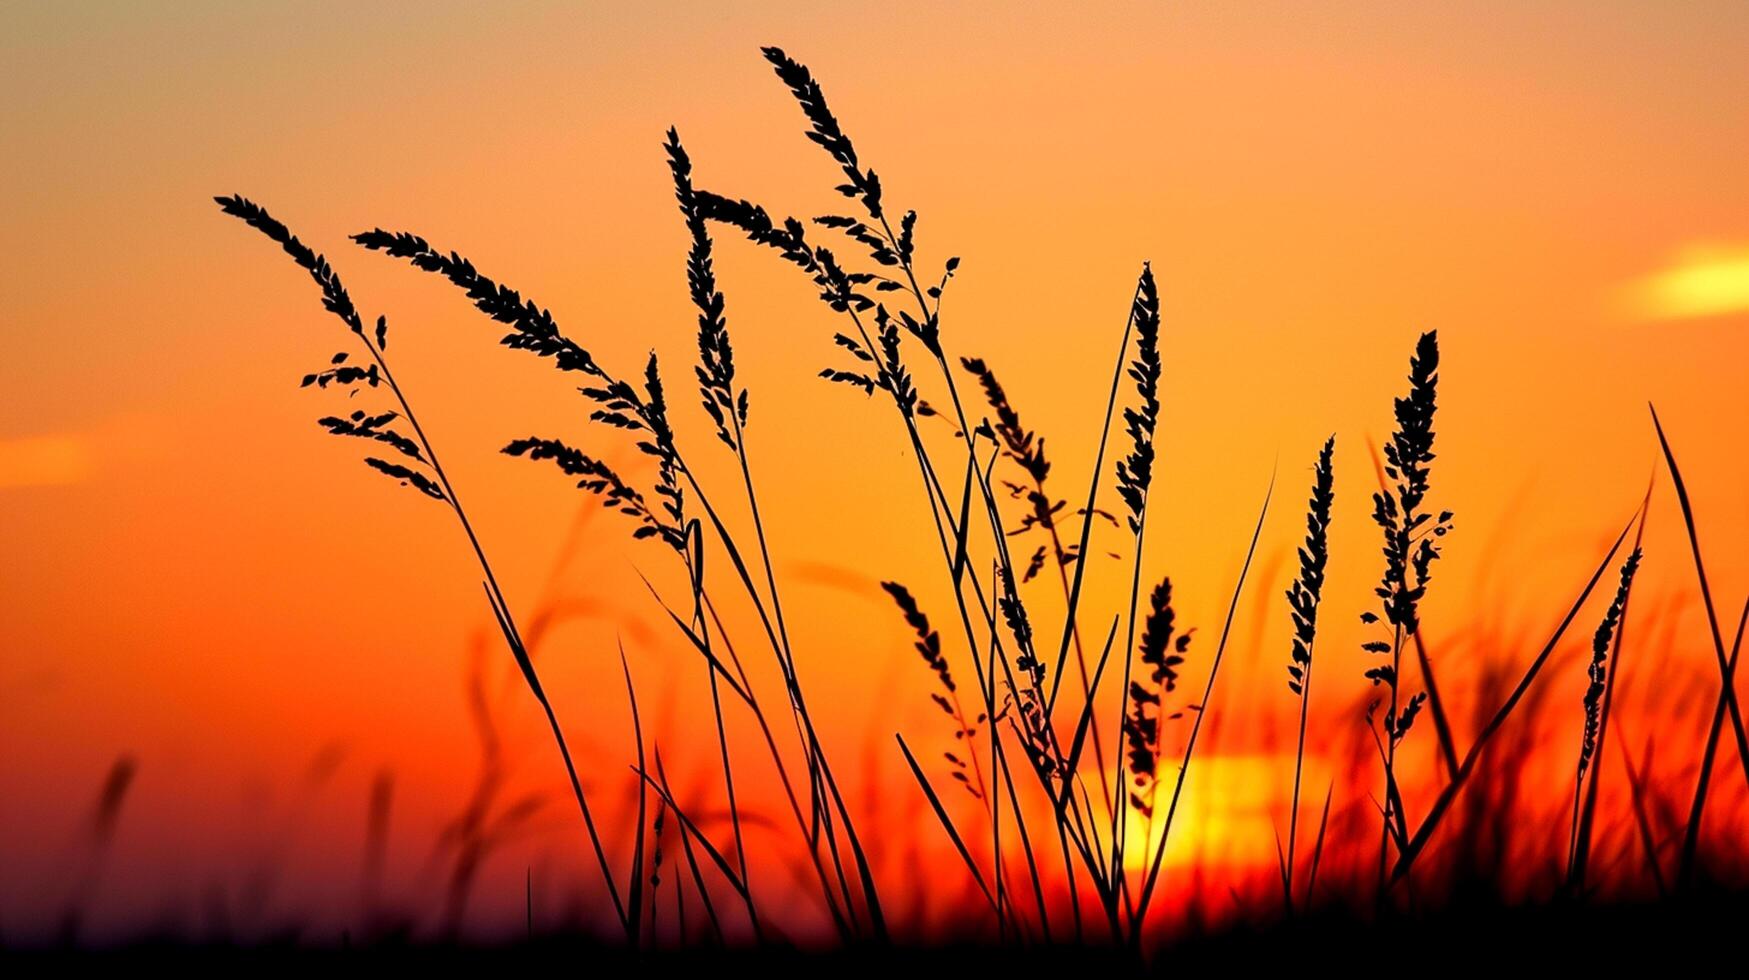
355,200,882,941
193,44,1749,958
1282,436,1335,913
1652,407,1749,890
1567,547,1642,890
214,194,634,941
1361,329,1452,897
960,354,1118,810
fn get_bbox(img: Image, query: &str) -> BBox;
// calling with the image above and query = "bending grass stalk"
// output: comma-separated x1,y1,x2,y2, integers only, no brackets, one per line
689,469,885,934
670,132,775,937
730,68,1096,930
678,464,873,932
662,541,766,940
699,583,761,937
1653,405,1749,886
1677,596,1749,888
700,601,854,940
896,735,999,916
681,456,854,919
1131,469,1275,937
694,179,1051,933
780,233,1103,937
672,128,829,887
215,196,632,938
635,750,754,909
478,514,628,938
719,271,949,937
352,226,878,937
1570,479,1652,893
1389,508,1640,883
639,572,857,940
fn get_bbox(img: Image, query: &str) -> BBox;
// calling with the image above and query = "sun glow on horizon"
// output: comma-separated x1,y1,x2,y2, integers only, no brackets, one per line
1113,753,1332,874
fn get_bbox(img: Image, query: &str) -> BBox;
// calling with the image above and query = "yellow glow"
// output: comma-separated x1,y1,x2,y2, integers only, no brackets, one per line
1118,754,1328,872
1626,245,1749,320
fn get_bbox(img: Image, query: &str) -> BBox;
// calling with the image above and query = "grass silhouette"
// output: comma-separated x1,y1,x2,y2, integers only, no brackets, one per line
170,45,1749,960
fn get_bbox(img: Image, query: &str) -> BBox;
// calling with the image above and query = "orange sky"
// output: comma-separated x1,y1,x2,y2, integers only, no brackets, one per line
3,2,1748,941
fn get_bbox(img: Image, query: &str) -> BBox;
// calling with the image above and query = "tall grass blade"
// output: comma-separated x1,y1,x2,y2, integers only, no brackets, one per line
896,735,999,917
1391,509,1638,882
1572,476,1653,891
1678,596,1749,888
1132,469,1275,933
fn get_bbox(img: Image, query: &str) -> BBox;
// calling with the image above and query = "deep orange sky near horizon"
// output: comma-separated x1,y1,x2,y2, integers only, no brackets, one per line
4,2,1749,939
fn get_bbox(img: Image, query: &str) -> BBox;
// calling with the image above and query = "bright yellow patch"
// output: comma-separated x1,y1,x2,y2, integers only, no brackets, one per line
1117,753,1329,872
1627,245,1749,320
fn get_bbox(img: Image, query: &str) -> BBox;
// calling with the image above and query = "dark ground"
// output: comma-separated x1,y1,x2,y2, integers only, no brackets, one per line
3,893,1734,974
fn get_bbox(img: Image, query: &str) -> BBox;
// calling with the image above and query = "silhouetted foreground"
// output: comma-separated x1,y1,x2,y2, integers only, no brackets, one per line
8,893,1748,973
179,41,1749,958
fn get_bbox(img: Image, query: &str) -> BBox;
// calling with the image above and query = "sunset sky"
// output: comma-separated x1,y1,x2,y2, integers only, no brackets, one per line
3,2,1747,940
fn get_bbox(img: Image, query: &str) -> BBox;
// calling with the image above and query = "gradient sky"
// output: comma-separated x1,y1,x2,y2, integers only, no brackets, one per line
3,1,1747,938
